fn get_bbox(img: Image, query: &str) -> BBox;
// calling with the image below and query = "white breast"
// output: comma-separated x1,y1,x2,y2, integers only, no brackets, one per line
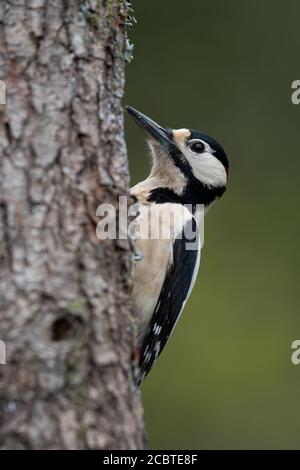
131,202,202,342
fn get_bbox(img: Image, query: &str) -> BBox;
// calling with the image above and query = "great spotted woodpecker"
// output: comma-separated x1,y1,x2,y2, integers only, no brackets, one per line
126,106,229,385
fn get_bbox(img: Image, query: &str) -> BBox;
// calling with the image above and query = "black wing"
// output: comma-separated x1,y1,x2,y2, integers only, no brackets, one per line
137,218,199,385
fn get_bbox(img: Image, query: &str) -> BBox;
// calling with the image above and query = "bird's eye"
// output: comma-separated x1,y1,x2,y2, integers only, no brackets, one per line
188,140,206,154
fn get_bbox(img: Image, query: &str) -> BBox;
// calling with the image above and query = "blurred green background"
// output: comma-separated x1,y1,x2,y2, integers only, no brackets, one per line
125,0,300,449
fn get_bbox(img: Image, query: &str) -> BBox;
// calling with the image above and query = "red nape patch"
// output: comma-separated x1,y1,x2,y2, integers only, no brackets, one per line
133,348,141,364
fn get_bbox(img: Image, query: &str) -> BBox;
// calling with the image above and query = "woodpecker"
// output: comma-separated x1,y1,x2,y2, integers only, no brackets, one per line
126,106,229,385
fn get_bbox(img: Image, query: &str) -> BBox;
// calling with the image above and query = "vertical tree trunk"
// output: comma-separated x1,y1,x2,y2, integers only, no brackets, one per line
0,0,144,449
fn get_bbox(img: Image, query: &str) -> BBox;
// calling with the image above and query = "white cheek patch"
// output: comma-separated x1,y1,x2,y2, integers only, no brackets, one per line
185,151,227,187
173,133,227,188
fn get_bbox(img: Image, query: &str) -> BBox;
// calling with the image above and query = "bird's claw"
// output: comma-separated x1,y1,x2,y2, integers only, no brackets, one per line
129,236,143,262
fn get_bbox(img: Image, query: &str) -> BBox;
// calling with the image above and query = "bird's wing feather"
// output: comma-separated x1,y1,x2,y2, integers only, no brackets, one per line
137,217,200,384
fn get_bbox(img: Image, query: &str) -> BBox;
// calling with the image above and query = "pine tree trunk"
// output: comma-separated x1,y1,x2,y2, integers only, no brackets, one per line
0,0,144,450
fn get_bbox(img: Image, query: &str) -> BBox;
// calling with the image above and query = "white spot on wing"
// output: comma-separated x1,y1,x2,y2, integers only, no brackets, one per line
154,341,161,359
145,352,151,363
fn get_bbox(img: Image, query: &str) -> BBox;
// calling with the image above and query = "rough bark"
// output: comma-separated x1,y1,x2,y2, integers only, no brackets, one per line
0,0,144,450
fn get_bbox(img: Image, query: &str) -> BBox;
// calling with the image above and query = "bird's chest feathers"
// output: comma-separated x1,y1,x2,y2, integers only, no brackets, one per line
132,203,202,340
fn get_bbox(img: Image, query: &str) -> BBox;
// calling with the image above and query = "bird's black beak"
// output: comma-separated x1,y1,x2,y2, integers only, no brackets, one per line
126,106,176,152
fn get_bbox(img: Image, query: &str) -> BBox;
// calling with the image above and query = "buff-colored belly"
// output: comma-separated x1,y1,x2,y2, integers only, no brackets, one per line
132,236,172,343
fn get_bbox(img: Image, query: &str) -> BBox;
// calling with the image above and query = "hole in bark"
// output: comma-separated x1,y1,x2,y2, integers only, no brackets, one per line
51,314,84,341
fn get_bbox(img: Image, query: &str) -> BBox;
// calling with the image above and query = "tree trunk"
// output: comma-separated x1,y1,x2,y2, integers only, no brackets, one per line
0,0,144,450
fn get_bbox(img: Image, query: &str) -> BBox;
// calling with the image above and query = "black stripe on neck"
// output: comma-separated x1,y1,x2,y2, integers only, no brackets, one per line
147,188,184,204
148,148,226,206
148,183,226,206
